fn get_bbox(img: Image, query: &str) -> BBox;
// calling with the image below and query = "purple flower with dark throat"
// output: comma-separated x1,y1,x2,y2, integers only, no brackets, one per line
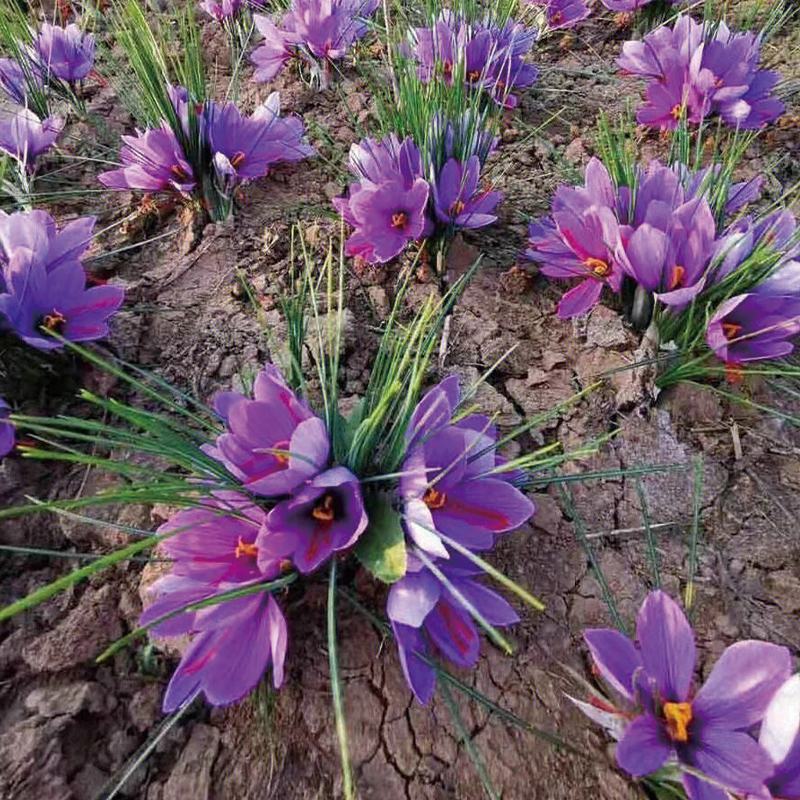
203,364,330,497
0,108,63,167
706,294,800,365
432,156,502,230
206,93,315,183
585,591,791,799
265,466,368,573
388,553,519,704
98,125,195,194
141,493,288,711
759,674,800,799
0,253,124,351
528,0,591,30
34,23,95,83
0,398,14,459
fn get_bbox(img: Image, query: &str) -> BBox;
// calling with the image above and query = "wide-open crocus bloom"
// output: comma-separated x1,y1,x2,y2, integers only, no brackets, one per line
432,156,502,230
401,376,534,558
619,15,784,130
35,23,95,83
0,252,124,351
199,0,243,22
98,125,195,194
0,398,14,459
409,12,538,109
266,466,368,573
706,294,800,364
206,93,314,183
585,591,791,799
759,674,800,799
528,0,590,30
388,552,518,704
0,108,63,167
203,364,330,497
141,493,288,711
251,0,379,82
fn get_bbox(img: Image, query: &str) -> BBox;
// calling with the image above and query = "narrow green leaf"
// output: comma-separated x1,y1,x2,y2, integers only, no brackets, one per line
355,493,407,584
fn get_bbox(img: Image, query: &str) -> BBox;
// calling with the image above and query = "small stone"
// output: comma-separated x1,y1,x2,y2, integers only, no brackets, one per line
585,305,629,349
728,558,745,576
161,724,220,800
70,763,109,799
324,181,342,200
24,682,109,718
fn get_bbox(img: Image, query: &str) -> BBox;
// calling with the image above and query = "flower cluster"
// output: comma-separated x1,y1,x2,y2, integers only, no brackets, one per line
580,591,796,800
523,155,800,370
0,398,14,459
619,15,784,130
0,210,124,351
406,11,538,109
333,124,502,263
99,89,314,205
143,370,535,709
251,0,379,86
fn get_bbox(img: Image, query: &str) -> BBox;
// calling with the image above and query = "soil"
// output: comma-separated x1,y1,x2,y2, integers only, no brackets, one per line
1,5,799,800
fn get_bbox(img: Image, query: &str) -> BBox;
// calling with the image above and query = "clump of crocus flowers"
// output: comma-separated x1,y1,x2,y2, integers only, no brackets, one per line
406,10,538,109
619,14,784,130
523,153,800,375
251,0,379,88
98,87,314,220
580,590,796,800
142,367,535,709
333,115,503,264
0,210,124,351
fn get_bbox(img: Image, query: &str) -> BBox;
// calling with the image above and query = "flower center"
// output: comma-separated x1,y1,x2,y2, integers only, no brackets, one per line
39,309,66,334
467,69,481,82
663,701,693,743
423,487,447,510
670,104,684,121
442,60,453,77
551,11,563,23
391,211,409,230
234,537,258,559
722,322,742,341
668,265,685,291
312,493,336,523
585,257,611,278
230,151,246,169
272,439,290,466
170,164,189,181
449,199,465,216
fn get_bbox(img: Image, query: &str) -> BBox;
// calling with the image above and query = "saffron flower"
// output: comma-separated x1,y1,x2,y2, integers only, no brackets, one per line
98,125,195,194
206,94,315,183
199,0,243,22
705,294,800,364
431,156,502,230
0,107,63,167
759,674,800,799
0,57,44,105
408,12,538,109
34,23,95,83
601,0,675,10
203,364,331,497
0,398,14,459
528,0,591,30
584,590,791,799
388,553,519,704
0,252,124,351
619,15,785,130
140,494,288,711
251,0,379,83
266,466,368,573
401,376,534,558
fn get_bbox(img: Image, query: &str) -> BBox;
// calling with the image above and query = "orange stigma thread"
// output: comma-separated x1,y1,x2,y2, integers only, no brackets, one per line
722,322,743,341
234,537,258,559
668,265,686,291
391,212,409,229
671,104,684,121
449,200,465,216
272,439,290,465
585,257,611,278
663,702,693,743
42,310,66,332
312,494,336,523
423,487,447,510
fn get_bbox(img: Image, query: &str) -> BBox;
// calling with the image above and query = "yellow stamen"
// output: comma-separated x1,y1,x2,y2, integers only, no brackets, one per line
663,702,693,743
391,212,408,229
312,494,336,523
423,487,447,510
585,257,611,278
234,537,258,559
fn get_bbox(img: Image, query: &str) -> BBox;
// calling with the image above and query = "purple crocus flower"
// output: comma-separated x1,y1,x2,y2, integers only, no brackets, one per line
35,23,95,83
140,493,288,711
529,0,591,30
251,16,296,82
432,156,502,230
401,377,534,558
265,466,368,573
388,552,519,704
585,591,791,800
0,107,63,167
601,0,674,10
706,294,800,364
0,57,44,105
0,252,124,351
0,398,14,459
98,125,195,194
205,93,315,183
759,674,800,799
203,364,330,497
199,0,243,21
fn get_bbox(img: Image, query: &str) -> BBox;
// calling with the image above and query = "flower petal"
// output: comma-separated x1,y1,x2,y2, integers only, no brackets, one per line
583,628,641,701
615,714,672,777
